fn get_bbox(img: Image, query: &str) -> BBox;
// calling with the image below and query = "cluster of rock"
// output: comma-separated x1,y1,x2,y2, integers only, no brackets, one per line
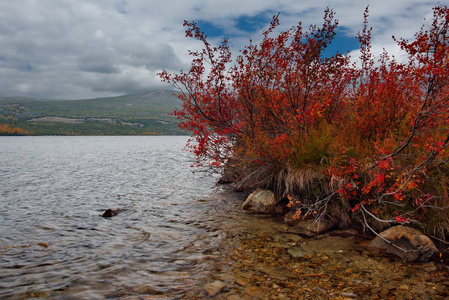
242,188,440,262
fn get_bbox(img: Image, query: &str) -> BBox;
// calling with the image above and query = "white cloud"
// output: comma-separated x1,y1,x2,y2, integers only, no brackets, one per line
0,0,441,99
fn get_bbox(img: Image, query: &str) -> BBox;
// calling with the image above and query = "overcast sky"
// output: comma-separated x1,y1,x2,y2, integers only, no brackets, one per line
0,0,441,99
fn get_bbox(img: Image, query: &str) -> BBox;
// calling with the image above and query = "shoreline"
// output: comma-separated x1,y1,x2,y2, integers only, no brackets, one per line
183,189,449,299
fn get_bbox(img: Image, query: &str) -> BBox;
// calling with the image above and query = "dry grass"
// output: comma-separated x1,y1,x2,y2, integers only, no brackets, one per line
275,165,328,197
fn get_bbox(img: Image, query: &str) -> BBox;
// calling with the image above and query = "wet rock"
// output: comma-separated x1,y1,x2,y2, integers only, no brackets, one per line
242,189,286,214
286,218,334,237
235,276,250,286
284,210,314,225
102,209,118,218
243,286,264,297
280,233,302,243
288,245,307,258
368,226,438,262
37,242,49,248
132,285,163,295
255,266,296,280
301,236,356,253
204,280,226,296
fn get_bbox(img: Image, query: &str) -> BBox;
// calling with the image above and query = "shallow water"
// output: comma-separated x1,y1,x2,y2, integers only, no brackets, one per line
0,136,235,299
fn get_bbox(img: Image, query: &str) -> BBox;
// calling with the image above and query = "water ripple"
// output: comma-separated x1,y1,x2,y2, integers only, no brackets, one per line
0,136,222,298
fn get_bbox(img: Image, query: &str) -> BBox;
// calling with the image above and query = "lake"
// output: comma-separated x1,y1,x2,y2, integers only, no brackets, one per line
0,136,244,299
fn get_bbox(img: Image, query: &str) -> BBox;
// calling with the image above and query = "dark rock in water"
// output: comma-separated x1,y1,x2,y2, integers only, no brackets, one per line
37,242,49,248
368,226,438,262
102,209,118,218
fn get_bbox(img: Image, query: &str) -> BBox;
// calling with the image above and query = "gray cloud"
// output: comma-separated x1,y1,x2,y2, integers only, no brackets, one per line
0,0,439,99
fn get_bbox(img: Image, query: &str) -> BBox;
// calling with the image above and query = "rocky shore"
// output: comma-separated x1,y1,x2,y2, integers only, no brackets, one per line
183,217,449,299
180,189,449,300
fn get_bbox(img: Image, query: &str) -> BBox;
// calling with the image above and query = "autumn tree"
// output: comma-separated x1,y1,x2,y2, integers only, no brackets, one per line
160,5,449,241
160,8,348,168
348,5,449,238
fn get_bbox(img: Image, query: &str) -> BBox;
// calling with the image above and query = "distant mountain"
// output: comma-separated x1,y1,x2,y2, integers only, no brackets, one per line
0,90,186,135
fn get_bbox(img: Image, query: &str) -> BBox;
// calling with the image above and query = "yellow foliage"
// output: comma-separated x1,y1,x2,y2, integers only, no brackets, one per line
0,124,32,135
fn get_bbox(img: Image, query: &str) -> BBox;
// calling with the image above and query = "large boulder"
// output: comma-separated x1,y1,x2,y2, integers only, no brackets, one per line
368,226,438,262
242,189,286,214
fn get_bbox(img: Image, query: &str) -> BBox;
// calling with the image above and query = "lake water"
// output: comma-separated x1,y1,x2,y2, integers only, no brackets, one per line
0,136,243,299
3,136,449,300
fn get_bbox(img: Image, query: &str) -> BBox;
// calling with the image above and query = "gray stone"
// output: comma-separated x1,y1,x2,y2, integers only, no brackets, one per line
254,266,296,280
368,226,438,262
286,218,334,237
288,245,307,258
242,189,286,214
301,236,356,253
204,280,226,296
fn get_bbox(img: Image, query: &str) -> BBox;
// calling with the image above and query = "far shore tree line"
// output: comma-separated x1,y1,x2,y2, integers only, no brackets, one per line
0,123,31,135
159,5,449,243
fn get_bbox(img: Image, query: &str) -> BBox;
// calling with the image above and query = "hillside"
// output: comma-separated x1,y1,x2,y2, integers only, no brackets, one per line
0,90,186,135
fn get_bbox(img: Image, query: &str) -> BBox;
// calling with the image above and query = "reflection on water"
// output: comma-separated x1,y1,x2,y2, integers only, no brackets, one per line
0,136,234,299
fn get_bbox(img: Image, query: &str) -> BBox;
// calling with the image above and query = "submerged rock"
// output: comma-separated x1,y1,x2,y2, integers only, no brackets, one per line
288,245,307,258
132,285,163,295
101,209,118,218
254,265,296,280
286,218,334,237
301,236,357,253
242,189,286,214
203,280,226,296
368,226,438,262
